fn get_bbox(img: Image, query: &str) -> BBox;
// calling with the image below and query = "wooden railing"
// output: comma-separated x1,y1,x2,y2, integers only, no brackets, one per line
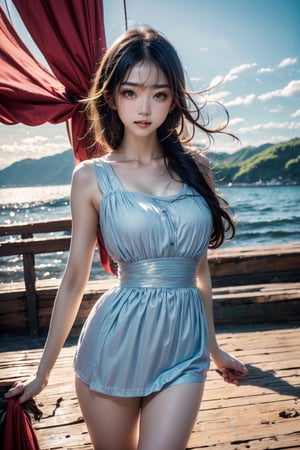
1,219,300,336
0,219,72,336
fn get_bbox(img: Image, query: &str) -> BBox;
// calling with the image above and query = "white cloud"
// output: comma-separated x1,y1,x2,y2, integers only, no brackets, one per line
209,64,257,88
208,75,224,89
190,76,203,82
209,90,231,101
195,134,242,153
22,135,48,145
258,80,300,101
291,109,300,118
230,117,244,126
235,135,292,149
268,108,281,113
0,138,70,169
0,122,70,169
239,121,300,134
196,133,297,154
257,67,274,74
225,94,256,107
54,134,67,140
224,63,257,82
278,57,298,68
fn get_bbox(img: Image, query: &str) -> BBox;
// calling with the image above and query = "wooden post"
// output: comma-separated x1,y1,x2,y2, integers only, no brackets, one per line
22,233,39,336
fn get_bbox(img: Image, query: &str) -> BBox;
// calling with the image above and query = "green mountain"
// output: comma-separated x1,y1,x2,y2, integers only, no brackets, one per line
208,138,300,185
0,138,299,187
0,150,74,187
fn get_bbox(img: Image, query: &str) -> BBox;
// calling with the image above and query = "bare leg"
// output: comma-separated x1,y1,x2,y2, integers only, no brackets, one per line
75,376,141,450
138,383,204,450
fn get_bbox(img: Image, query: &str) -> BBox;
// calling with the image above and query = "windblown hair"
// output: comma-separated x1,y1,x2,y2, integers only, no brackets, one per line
86,26,237,248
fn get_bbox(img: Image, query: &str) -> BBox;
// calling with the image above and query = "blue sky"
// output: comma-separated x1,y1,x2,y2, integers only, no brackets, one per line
0,0,299,168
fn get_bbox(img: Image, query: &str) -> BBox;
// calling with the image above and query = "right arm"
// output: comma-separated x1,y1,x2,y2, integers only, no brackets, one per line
5,161,100,403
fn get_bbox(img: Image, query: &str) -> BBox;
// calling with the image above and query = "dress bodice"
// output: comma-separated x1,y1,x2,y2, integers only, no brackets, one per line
94,158,212,263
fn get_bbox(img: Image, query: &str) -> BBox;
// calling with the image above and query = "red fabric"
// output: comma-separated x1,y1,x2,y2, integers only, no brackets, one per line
12,0,106,163
0,1,115,274
0,9,71,125
13,0,106,93
0,0,106,162
2,398,40,450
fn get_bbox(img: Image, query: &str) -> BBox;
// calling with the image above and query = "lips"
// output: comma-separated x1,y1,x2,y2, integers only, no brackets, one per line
134,121,152,128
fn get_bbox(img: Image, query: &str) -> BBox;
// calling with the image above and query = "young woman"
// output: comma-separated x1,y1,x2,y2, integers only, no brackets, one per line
6,27,248,450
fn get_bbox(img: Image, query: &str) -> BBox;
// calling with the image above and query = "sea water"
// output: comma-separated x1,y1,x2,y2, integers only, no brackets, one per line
1,184,299,283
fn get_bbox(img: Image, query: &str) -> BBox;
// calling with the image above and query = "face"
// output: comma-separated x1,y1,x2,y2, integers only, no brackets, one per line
111,61,173,139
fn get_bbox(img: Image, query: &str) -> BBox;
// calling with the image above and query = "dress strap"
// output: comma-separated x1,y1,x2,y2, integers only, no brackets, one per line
93,158,122,195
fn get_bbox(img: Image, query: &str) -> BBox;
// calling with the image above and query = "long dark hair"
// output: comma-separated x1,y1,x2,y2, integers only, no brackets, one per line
87,27,236,248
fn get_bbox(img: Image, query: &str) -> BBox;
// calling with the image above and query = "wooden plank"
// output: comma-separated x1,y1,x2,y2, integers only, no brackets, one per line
0,278,117,336
209,241,300,257
209,242,300,286
1,278,299,335
0,324,299,450
0,236,71,256
0,218,72,236
210,254,300,285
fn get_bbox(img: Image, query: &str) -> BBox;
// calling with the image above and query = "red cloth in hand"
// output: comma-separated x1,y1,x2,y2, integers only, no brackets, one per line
2,397,40,450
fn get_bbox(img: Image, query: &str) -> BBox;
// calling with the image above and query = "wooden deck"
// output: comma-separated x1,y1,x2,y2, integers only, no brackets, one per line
1,323,299,449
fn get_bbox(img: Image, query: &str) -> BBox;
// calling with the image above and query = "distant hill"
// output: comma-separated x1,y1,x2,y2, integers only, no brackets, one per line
0,150,74,187
0,138,299,187
208,138,300,185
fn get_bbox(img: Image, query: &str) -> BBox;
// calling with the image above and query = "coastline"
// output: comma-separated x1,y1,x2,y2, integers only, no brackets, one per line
222,182,300,188
1,180,300,189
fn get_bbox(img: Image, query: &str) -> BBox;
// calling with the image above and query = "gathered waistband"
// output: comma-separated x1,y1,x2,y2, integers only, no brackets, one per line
117,257,199,288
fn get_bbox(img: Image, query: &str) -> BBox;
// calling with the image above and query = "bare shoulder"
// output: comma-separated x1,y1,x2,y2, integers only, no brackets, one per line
187,146,215,191
71,159,100,209
72,159,95,184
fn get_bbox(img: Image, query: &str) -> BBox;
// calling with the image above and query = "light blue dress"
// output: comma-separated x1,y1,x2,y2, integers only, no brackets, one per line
74,158,213,397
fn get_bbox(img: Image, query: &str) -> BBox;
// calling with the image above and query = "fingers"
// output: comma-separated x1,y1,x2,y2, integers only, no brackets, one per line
225,353,248,372
4,381,36,404
216,368,238,385
226,356,248,379
19,390,33,404
233,359,248,376
4,382,25,399
222,368,245,386
213,349,248,386
216,364,248,386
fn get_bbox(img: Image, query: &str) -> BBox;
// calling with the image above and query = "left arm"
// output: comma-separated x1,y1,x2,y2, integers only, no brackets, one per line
197,253,248,385
193,150,248,385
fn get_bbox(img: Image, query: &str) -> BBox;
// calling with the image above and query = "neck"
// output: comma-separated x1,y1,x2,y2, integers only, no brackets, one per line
116,133,163,163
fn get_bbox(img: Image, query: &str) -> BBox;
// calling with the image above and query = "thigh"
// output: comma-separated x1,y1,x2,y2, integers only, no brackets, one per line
138,382,205,450
75,376,141,450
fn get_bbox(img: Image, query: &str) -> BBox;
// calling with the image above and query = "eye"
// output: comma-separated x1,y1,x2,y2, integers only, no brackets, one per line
154,91,169,101
120,89,136,99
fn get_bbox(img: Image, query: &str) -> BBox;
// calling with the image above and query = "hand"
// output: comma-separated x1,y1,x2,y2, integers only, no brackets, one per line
212,348,248,386
4,374,48,404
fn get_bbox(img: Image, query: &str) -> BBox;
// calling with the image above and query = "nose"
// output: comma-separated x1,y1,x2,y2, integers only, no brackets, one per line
138,94,151,115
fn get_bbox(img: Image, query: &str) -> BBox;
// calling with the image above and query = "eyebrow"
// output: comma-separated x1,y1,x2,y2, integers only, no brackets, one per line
120,81,170,89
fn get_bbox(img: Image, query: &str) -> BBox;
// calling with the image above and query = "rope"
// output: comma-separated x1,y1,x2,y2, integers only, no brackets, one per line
123,0,128,30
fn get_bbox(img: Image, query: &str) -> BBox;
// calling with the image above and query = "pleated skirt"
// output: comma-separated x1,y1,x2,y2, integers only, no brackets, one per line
73,284,210,397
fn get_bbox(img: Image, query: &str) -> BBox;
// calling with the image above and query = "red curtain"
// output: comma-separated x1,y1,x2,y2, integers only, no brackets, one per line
0,1,114,273
0,0,106,162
